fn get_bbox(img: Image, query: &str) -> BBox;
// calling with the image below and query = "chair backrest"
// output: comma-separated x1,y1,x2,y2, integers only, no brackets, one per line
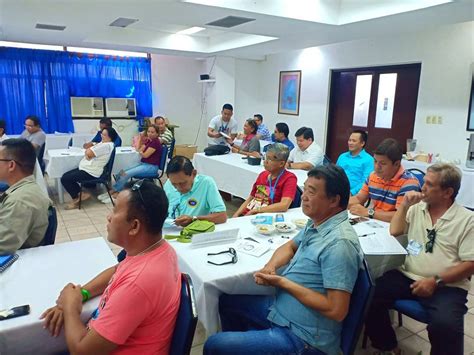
407,168,425,188
37,143,46,173
289,186,303,209
114,135,122,147
41,206,58,246
100,148,116,181
341,259,375,355
323,154,332,166
168,138,176,160
160,145,169,170
169,273,198,355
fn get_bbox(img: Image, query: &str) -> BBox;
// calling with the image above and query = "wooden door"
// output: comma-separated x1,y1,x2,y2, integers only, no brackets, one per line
326,64,421,162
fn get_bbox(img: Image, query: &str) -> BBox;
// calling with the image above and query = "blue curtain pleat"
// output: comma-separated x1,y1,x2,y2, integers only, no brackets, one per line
0,47,152,134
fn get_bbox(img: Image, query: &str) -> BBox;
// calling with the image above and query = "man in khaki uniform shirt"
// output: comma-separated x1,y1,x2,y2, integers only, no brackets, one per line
365,163,474,355
0,138,50,254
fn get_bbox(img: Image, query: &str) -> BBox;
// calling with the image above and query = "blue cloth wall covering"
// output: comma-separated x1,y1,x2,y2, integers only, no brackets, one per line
0,47,152,134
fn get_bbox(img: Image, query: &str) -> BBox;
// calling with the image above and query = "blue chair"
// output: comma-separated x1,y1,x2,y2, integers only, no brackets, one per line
37,143,46,175
78,149,116,209
289,186,303,209
407,168,425,188
341,259,375,355
323,154,332,166
170,273,198,355
168,138,176,160
132,145,169,188
40,206,58,246
0,182,9,192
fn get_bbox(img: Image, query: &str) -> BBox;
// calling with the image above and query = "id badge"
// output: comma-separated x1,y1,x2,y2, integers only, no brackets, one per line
406,239,423,256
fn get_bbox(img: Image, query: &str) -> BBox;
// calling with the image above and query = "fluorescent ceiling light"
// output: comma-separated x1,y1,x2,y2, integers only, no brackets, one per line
0,41,63,51
176,27,205,35
67,46,148,57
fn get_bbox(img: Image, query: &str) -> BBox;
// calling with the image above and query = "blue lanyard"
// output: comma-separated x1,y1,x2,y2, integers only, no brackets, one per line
219,120,228,133
268,170,285,204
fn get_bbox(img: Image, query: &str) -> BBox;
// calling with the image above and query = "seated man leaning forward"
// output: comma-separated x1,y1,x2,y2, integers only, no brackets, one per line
41,180,181,355
286,127,323,171
204,165,363,355
348,138,420,222
365,163,474,355
233,143,297,217
164,155,227,227
0,138,50,254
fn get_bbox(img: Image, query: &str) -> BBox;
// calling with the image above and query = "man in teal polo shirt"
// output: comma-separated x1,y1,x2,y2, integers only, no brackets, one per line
164,156,227,227
336,130,374,195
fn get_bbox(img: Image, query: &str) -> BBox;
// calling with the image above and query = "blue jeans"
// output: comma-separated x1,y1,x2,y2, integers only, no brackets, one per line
204,295,326,355
113,163,158,191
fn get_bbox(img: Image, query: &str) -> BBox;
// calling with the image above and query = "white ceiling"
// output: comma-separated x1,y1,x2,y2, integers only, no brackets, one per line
0,0,473,60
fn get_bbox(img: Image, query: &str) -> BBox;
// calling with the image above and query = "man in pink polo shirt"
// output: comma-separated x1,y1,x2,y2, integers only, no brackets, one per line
41,180,181,354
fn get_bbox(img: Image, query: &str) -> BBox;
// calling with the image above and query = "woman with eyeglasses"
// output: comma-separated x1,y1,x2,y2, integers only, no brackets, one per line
61,127,118,209
98,125,163,203
229,119,261,158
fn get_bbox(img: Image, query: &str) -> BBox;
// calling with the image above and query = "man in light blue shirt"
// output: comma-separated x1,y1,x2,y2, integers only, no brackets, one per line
164,156,227,227
204,165,362,355
336,130,374,195
253,114,271,141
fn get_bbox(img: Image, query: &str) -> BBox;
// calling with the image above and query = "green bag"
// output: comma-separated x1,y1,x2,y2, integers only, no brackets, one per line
164,220,215,243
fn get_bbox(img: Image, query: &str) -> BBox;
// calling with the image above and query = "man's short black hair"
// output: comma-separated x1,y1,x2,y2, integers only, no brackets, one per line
295,127,314,140
307,164,350,210
166,155,194,176
26,115,41,127
104,127,118,143
1,138,37,175
352,130,368,146
125,180,168,235
222,103,233,111
0,119,6,132
275,122,289,138
374,138,403,163
99,117,113,127
254,114,263,121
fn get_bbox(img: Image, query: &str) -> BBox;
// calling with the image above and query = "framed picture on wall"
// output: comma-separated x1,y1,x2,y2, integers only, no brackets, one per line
467,64,474,131
278,70,302,115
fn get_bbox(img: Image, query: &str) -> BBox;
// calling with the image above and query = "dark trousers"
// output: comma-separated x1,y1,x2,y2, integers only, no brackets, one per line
365,270,467,355
61,168,96,199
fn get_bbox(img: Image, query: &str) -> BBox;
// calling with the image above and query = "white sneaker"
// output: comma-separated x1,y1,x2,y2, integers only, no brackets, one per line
101,197,115,204
98,192,110,200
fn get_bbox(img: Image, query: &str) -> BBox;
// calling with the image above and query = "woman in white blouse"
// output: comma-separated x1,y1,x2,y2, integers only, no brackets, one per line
60,127,118,209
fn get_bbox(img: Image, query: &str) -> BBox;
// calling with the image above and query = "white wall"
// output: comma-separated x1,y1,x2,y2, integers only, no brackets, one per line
73,119,138,146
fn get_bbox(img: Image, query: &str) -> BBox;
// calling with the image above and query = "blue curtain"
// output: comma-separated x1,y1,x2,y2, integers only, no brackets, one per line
0,47,152,134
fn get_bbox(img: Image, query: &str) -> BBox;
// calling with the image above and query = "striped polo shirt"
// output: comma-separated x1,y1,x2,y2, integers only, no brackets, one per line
361,167,420,211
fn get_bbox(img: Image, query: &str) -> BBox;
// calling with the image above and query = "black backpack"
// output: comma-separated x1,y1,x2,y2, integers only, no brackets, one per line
204,145,230,156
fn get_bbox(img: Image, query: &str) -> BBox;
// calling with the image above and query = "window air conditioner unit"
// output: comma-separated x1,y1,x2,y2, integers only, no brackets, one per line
105,98,137,118
70,97,104,117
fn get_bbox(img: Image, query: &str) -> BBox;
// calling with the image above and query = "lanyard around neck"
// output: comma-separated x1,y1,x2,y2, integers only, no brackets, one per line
268,170,285,204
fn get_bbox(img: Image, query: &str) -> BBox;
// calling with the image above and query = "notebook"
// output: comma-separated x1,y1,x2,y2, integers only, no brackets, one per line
0,254,19,273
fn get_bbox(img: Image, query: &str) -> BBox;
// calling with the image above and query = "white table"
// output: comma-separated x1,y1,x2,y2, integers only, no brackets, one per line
0,238,117,355
34,160,48,197
167,208,406,335
193,153,308,199
45,147,141,203
402,159,474,209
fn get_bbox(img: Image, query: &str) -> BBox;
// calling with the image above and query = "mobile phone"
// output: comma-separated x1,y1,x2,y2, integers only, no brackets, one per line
349,217,369,225
0,305,30,321
275,214,285,222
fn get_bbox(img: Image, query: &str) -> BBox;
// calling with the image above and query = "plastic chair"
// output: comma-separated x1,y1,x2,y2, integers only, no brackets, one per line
40,206,58,246
407,168,425,188
78,149,116,209
132,145,169,188
168,138,176,160
289,186,303,209
341,259,375,355
0,182,9,192
37,143,46,175
170,273,198,355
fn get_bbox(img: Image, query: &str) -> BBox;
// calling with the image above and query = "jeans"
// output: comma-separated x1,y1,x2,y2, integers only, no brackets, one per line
113,163,158,192
61,169,96,199
204,294,326,355
365,270,468,355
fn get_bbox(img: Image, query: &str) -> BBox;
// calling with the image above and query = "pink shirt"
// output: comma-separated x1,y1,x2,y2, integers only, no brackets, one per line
89,241,181,355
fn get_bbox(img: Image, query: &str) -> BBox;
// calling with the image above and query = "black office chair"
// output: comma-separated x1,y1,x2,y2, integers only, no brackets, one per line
37,143,46,175
289,186,303,209
132,145,169,188
40,206,58,246
168,138,176,160
407,168,425,188
78,149,116,209
170,274,198,355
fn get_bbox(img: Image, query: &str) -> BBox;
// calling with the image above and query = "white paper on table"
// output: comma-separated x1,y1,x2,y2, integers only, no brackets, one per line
191,228,239,248
358,228,407,255
234,240,270,257
220,131,231,139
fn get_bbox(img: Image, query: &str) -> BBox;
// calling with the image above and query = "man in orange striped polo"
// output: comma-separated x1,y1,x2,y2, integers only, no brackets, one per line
348,138,420,222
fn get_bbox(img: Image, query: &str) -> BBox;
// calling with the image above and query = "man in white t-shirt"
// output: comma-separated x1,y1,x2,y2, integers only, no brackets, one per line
286,127,323,171
207,103,238,146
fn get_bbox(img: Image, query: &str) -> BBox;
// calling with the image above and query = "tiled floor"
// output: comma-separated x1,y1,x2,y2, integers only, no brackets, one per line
45,176,474,355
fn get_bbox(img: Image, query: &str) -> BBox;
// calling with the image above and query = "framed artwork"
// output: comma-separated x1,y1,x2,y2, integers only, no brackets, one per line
278,70,302,115
467,64,474,131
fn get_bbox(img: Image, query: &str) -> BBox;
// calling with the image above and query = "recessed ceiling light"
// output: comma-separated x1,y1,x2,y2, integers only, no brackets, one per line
176,27,205,35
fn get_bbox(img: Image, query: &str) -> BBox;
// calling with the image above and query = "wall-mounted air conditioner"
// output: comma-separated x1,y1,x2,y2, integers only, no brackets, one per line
105,98,137,118
71,97,104,117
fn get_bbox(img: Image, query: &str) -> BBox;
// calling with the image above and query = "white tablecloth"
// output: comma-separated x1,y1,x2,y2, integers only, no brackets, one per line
0,238,117,355
193,153,308,199
34,160,48,197
167,208,406,334
402,159,474,209
45,147,141,203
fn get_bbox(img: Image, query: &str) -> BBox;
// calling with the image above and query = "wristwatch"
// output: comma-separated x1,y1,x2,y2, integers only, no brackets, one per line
368,208,375,219
434,274,445,288
192,216,198,222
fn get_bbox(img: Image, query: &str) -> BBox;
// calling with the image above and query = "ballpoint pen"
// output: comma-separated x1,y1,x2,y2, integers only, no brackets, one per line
244,237,260,243
358,232,376,237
